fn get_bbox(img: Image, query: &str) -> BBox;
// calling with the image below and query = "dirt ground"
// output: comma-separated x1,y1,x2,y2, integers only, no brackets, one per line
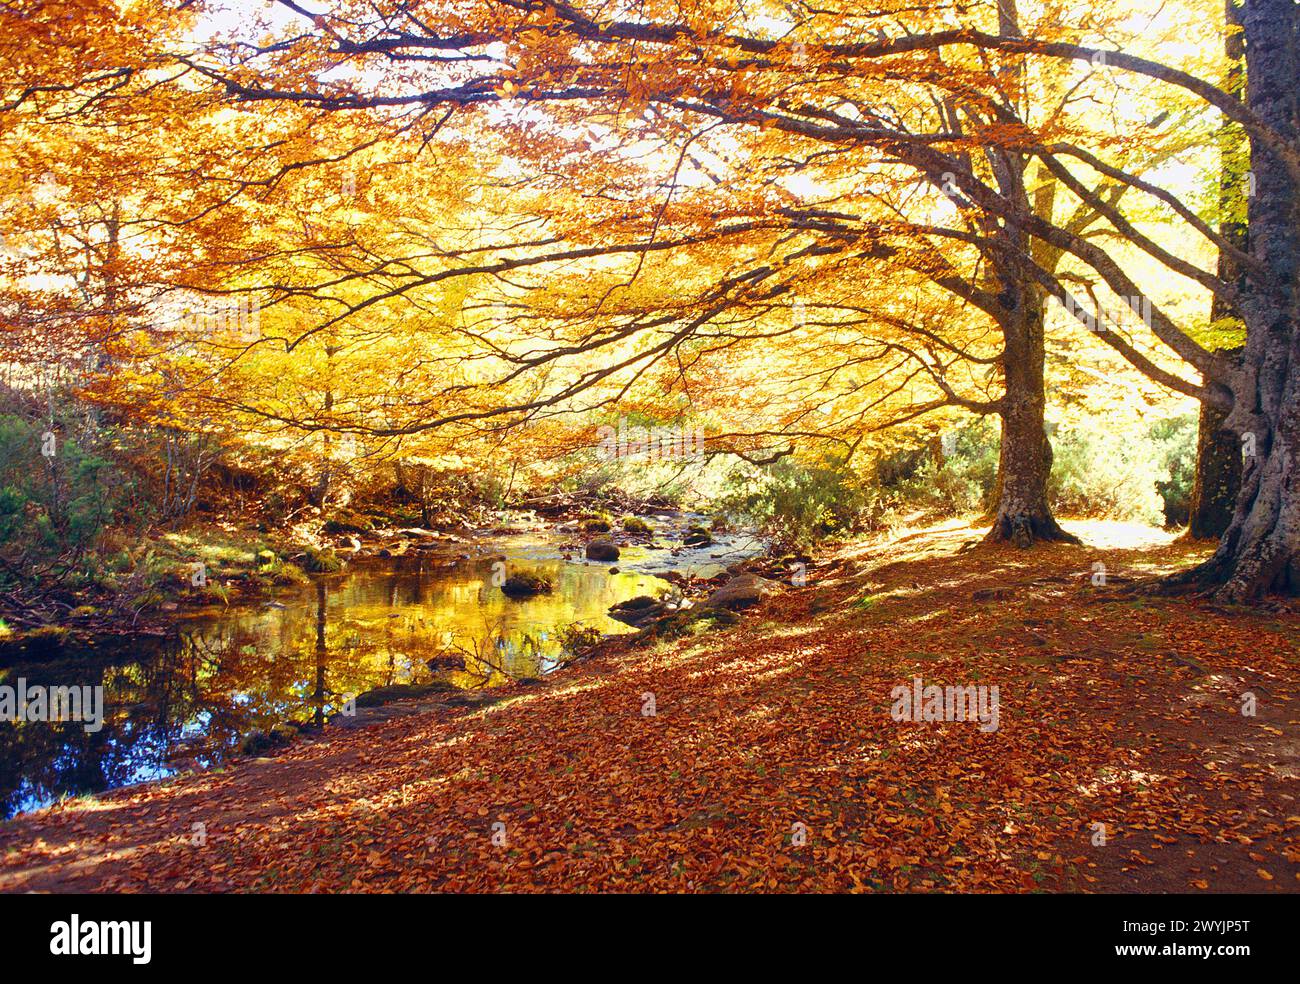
2,520,1297,893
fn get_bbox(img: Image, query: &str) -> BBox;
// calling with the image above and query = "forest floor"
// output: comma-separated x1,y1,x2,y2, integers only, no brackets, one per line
2,519,1298,893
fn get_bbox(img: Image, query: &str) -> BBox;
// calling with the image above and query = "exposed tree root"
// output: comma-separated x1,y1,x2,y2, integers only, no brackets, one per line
983,510,1082,549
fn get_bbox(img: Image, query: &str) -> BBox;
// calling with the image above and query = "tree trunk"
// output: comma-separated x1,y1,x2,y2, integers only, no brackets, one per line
1186,379,1242,539
985,295,1080,547
1187,406,1300,600
1187,4,1247,541
1171,0,1300,600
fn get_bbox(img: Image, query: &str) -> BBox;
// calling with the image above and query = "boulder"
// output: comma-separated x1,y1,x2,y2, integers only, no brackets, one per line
501,573,554,598
683,526,713,547
608,594,667,627
586,538,621,562
706,573,783,610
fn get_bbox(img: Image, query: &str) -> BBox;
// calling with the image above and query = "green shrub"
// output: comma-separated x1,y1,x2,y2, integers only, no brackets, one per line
1147,414,1197,526
0,414,126,583
858,414,1194,530
717,455,869,550
1048,417,1174,525
873,419,1000,522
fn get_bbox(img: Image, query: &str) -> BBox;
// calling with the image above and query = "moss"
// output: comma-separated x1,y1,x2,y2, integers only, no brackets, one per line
502,572,554,598
354,681,456,708
621,515,653,534
271,562,309,586
301,546,343,573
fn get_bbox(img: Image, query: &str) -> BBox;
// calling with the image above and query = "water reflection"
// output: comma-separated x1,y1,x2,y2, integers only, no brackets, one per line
0,544,674,819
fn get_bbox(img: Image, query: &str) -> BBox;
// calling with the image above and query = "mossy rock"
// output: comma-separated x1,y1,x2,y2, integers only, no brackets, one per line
683,526,713,547
621,516,653,534
581,517,612,533
301,546,343,573
618,594,660,611
502,572,554,598
638,606,738,643
608,594,668,627
354,681,457,708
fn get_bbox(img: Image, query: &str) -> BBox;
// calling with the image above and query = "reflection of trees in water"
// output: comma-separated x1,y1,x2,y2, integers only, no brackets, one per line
0,649,182,819
3,554,653,816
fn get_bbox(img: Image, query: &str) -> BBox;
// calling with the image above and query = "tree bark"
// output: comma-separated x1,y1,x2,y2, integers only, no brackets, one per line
972,5,1079,550
1187,2,1247,541
1171,0,1300,600
985,293,1080,547
1187,393,1242,539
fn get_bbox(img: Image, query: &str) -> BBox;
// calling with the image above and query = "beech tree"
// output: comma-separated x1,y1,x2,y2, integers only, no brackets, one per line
7,0,1298,599
144,0,1199,546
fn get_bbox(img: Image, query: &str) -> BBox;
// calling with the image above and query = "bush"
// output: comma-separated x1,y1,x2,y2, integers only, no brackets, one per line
0,414,126,583
717,456,869,550
1147,414,1197,526
554,622,603,655
1048,416,1179,526
872,420,1000,523
858,414,1195,530
300,546,343,573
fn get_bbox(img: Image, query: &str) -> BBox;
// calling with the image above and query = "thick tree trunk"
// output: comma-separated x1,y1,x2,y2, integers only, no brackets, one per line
1187,390,1242,539
1187,7,1247,541
1184,407,1300,600
985,296,1079,547
1169,0,1300,600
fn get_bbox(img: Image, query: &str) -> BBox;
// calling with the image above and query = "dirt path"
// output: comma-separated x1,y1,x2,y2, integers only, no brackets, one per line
2,521,1297,893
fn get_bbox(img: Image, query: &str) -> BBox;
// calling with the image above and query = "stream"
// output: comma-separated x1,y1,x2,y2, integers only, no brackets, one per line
0,514,764,818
